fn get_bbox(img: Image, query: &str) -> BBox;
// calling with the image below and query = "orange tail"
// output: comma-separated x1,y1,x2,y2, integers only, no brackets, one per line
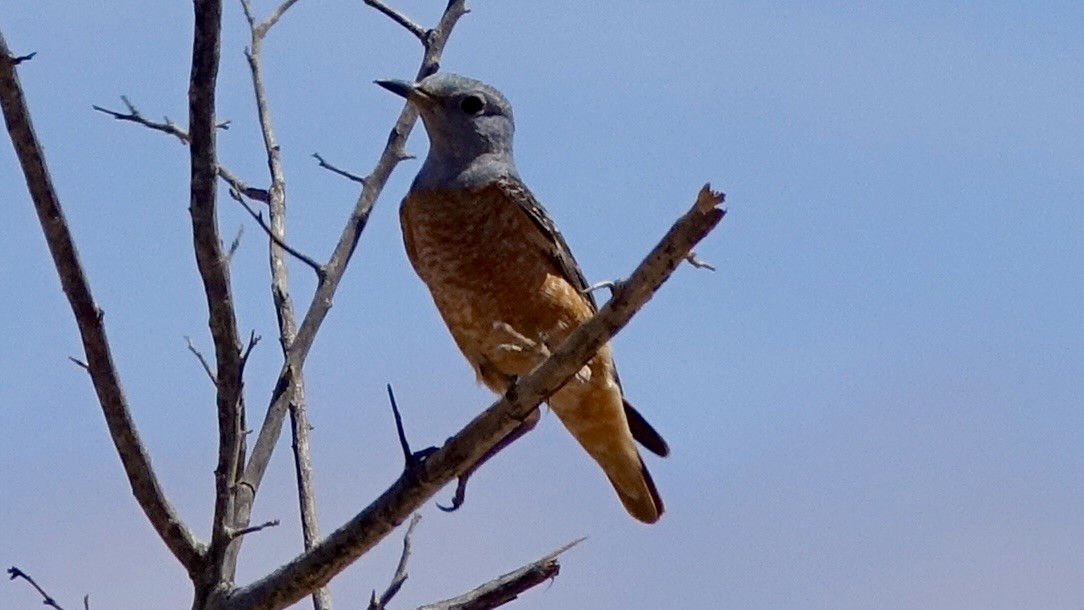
551,385,665,524
600,451,665,524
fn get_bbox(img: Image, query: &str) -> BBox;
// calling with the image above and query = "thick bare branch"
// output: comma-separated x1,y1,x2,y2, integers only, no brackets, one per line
415,538,583,610
234,0,469,569
224,185,725,610
0,29,205,576
188,0,246,586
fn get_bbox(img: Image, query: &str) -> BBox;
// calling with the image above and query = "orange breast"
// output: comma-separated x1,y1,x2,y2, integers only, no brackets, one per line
401,183,594,387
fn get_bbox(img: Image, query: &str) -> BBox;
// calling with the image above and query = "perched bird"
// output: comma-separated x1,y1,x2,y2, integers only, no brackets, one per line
378,73,669,523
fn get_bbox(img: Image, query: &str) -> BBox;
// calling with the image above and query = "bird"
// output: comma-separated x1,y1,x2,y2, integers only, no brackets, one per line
377,73,669,523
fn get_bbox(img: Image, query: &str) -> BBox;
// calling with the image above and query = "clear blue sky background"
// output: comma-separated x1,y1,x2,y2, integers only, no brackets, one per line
3,2,1082,608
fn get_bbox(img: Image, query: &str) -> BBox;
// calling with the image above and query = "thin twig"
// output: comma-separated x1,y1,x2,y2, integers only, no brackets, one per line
1,28,205,576
238,331,262,385
229,189,324,276
368,513,422,610
224,184,726,610
11,51,36,65
226,224,245,263
257,0,302,38
93,99,265,206
313,152,367,185
7,566,68,610
186,336,218,384
364,0,428,42
415,538,584,610
387,384,418,467
229,519,281,539
68,356,89,370
92,96,229,144
684,250,716,271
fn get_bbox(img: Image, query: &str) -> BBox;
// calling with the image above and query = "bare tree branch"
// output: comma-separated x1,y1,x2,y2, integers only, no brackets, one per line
368,513,422,610
93,100,266,203
229,519,281,540
313,152,367,185
415,538,584,610
187,0,247,588
229,2,331,608
228,189,324,276
0,29,205,576
7,566,69,610
363,0,427,42
186,336,219,385
223,184,725,610
233,0,469,580
92,95,229,143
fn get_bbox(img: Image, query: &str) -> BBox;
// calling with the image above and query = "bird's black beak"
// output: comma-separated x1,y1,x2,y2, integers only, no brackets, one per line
375,79,417,99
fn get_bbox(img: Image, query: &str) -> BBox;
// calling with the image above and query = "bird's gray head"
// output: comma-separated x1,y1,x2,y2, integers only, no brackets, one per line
377,73,518,190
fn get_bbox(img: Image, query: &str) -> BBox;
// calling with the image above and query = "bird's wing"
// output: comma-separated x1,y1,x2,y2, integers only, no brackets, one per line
495,176,598,310
495,176,670,457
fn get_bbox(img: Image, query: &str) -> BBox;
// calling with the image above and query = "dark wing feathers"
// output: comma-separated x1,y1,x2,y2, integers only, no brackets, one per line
496,176,598,309
624,399,670,457
497,176,669,457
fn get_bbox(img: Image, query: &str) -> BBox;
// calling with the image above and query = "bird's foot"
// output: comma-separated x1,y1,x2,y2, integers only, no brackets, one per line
493,322,551,360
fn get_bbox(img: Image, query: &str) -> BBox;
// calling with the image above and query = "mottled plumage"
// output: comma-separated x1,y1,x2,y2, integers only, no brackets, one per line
380,73,667,523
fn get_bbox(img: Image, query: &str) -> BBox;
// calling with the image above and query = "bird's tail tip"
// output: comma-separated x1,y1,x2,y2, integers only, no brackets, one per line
609,456,665,524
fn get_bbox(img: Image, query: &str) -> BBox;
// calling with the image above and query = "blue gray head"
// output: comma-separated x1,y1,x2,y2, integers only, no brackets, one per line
377,73,519,190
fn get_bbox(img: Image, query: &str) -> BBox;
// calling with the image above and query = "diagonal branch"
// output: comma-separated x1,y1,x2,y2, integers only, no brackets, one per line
8,566,70,610
364,0,428,43
233,0,468,574
229,189,324,275
188,0,247,584
415,538,584,610
313,152,367,185
368,513,422,610
223,185,726,610
0,30,205,576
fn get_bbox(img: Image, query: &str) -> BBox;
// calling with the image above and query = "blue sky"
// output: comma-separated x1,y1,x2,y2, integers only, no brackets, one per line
3,1,1082,608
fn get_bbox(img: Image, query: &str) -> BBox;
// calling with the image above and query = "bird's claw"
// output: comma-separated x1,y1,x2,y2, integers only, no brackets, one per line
436,475,469,512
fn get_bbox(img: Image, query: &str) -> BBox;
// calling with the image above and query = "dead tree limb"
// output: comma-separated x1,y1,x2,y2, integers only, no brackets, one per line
415,538,584,610
187,0,247,591
367,513,422,610
0,29,205,577
228,2,329,608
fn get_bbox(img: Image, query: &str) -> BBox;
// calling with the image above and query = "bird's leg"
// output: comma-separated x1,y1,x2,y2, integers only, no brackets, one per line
438,402,541,513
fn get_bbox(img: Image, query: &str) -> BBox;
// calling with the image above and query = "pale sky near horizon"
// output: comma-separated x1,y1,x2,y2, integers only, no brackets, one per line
3,2,1083,609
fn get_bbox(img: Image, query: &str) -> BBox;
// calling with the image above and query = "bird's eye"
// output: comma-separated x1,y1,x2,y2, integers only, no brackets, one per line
460,94,486,115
